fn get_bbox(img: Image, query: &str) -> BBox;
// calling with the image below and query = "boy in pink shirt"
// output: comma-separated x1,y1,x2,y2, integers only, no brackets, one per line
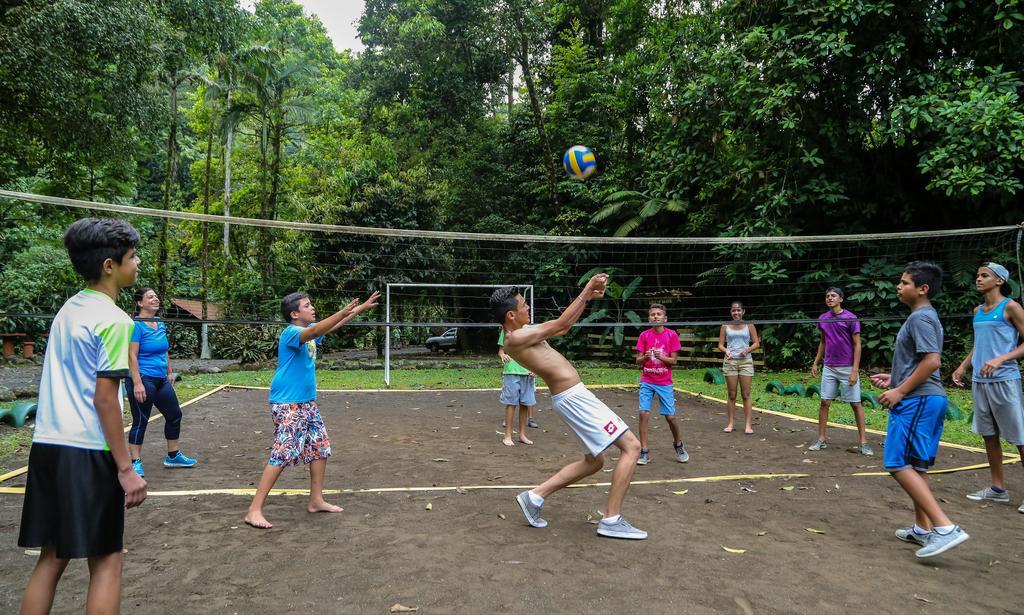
634,304,689,465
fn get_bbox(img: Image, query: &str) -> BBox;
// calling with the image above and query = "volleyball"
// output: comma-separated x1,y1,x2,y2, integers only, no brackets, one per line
563,145,597,180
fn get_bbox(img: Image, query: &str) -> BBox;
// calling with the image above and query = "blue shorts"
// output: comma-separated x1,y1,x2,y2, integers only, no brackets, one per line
500,374,536,407
639,382,676,415
884,395,947,472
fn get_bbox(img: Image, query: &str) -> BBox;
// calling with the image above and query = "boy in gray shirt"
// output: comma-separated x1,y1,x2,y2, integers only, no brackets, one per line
870,261,968,558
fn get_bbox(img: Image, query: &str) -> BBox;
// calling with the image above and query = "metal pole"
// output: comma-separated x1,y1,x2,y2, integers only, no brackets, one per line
384,284,391,386
528,285,534,323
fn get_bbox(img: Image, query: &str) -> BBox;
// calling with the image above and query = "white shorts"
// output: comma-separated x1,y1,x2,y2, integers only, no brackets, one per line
551,383,628,457
972,380,1024,445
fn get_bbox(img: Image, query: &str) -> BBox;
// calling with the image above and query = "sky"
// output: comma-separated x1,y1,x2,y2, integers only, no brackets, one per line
293,0,366,52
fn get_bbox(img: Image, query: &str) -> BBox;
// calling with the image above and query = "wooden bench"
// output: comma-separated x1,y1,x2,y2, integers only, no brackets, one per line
586,328,765,367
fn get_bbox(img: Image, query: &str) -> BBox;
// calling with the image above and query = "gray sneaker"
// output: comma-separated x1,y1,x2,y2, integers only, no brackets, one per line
527,417,539,429
915,526,968,558
858,443,874,456
894,527,931,546
966,486,1010,503
637,450,651,465
808,439,827,451
674,442,689,463
515,491,548,528
596,516,648,540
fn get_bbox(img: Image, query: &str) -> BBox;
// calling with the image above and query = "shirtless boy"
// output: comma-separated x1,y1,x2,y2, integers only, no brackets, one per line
490,274,646,539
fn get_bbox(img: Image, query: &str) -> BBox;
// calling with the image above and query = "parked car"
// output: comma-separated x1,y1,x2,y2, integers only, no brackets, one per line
425,328,458,352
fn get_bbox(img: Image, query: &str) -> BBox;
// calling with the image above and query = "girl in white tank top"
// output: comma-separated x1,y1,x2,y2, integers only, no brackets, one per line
718,301,760,433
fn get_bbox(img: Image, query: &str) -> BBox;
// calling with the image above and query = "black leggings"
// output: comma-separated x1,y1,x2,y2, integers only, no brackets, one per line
126,376,182,445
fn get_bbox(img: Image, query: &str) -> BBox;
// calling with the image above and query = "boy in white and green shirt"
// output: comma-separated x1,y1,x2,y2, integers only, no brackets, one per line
19,218,147,613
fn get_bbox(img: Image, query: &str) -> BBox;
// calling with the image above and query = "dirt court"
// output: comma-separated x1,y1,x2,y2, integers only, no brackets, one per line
0,386,1022,614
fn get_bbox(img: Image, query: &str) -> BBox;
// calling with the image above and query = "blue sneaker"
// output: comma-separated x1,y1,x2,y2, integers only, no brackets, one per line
131,458,145,478
164,451,197,468
915,526,968,558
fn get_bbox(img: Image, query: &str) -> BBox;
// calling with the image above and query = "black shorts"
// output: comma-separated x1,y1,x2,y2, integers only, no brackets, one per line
18,443,124,559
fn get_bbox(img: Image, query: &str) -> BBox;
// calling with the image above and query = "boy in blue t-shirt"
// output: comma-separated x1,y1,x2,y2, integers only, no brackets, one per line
870,262,968,558
245,290,379,529
19,218,147,613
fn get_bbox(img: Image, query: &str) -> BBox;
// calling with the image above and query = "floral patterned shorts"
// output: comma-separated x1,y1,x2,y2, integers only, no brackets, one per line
268,401,332,467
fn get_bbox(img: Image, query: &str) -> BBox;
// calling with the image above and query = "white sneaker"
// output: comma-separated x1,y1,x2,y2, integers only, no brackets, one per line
596,516,647,540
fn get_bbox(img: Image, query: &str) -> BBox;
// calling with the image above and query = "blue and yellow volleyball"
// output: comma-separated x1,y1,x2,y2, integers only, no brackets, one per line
563,145,597,180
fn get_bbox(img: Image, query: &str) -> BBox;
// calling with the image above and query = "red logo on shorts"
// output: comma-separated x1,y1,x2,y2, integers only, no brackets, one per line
603,421,618,435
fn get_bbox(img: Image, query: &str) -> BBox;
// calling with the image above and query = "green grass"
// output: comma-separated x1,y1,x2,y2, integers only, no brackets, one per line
0,366,1012,473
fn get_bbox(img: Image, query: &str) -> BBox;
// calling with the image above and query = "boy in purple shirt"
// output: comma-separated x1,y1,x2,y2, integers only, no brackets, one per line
809,287,873,455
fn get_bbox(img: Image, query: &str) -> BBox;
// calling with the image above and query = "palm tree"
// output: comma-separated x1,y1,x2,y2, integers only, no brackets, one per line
591,190,688,236
231,48,317,291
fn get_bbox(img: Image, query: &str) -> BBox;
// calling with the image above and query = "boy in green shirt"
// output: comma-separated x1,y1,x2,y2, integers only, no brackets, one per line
498,328,538,446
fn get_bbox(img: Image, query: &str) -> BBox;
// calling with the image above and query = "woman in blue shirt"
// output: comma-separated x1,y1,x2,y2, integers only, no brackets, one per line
127,287,196,476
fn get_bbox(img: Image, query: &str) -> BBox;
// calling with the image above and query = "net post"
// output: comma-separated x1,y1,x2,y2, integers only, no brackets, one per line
384,284,391,386
528,285,534,323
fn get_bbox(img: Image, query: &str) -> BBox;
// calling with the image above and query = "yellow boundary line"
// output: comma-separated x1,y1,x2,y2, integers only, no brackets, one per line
0,472,813,497
0,385,229,484
673,387,1009,458
3,458,1019,497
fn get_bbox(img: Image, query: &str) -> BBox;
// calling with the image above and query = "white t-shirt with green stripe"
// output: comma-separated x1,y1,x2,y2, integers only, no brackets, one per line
33,289,134,450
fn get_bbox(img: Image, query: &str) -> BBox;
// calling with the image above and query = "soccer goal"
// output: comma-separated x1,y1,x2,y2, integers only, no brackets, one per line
383,283,534,385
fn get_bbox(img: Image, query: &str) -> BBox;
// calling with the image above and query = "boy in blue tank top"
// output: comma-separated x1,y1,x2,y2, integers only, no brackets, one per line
952,263,1024,513
245,290,379,529
870,261,968,558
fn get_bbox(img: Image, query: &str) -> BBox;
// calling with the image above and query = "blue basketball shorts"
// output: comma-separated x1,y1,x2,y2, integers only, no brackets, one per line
639,382,676,415
884,395,947,472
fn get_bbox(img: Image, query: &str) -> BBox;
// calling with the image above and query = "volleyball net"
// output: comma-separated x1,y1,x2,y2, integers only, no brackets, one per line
0,190,1020,372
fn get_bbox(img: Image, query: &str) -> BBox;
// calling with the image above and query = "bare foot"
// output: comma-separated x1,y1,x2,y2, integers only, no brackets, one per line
518,435,533,445
722,426,734,433
308,501,344,513
744,427,754,434
244,510,273,529
502,437,515,447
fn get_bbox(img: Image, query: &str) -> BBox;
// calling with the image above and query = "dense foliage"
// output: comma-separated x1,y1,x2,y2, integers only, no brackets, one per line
1,0,1022,367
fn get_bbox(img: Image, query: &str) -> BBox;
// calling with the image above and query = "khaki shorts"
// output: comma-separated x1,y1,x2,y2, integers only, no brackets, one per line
722,356,754,377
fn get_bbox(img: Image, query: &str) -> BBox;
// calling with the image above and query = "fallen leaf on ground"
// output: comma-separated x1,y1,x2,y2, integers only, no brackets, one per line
672,490,689,495
722,546,747,554
741,486,757,493
780,486,795,491
989,560,1001,567
424,503,432,511
432,458,449,462
913,595,932,604
390,604,418,613
497,513,506,520
805,528,826,534
801,459,817,464
757,531,767,536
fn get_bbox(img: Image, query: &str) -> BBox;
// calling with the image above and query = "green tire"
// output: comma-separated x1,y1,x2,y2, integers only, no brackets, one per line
703,369,725,385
